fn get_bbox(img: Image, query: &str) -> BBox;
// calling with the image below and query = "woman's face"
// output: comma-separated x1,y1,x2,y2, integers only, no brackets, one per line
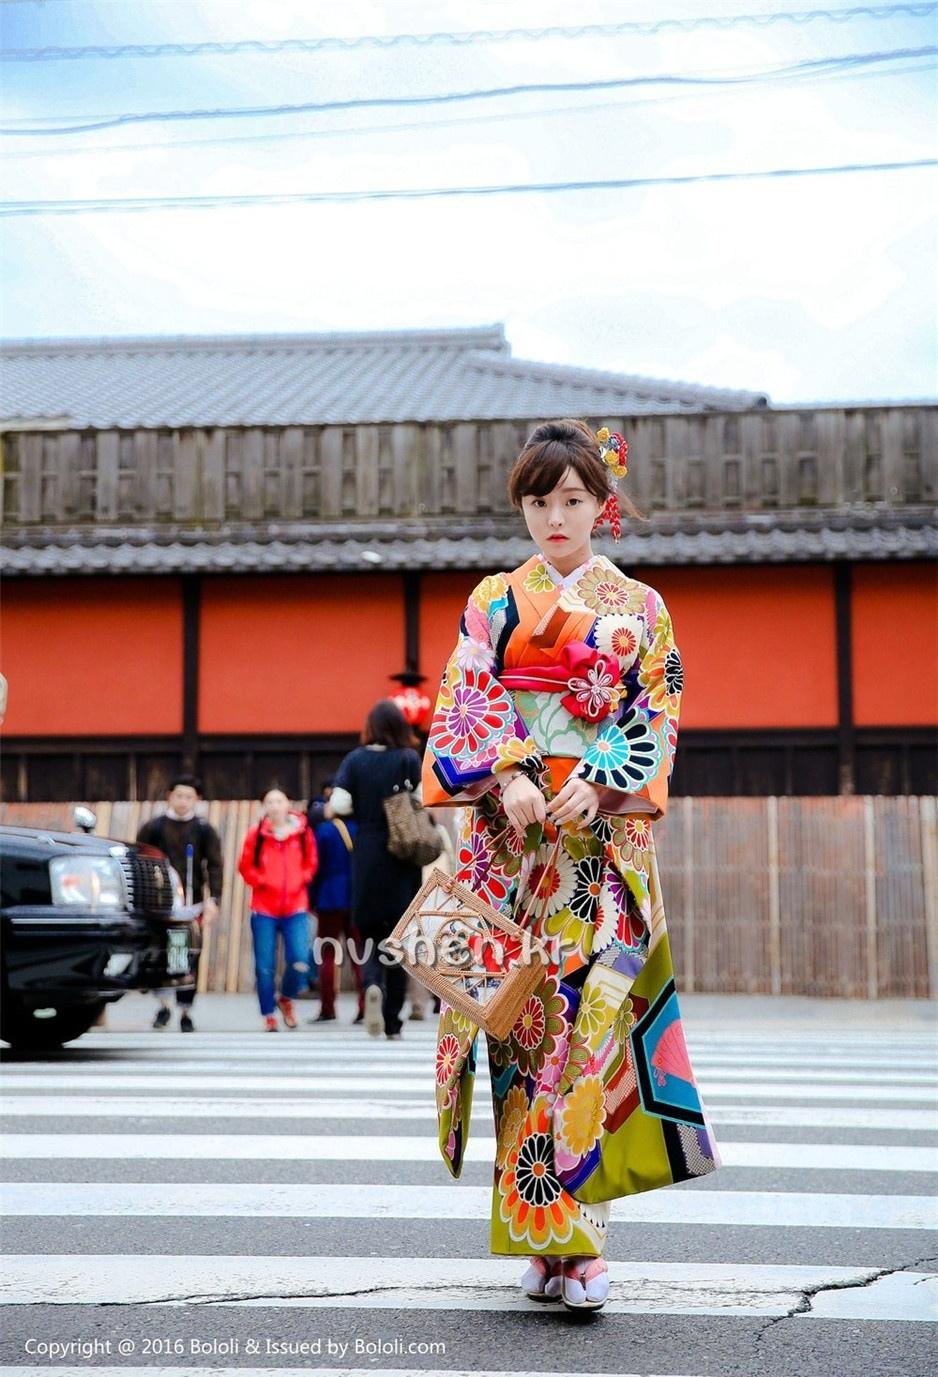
263,790,290,825
520,466,604,567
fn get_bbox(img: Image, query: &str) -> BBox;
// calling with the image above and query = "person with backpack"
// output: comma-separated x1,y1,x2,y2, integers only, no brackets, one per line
307,791,364,1024
238,788,318,1032
137,773,222,1033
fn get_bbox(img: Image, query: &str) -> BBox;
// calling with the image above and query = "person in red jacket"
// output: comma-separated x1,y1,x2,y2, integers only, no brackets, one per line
238,788,318,1031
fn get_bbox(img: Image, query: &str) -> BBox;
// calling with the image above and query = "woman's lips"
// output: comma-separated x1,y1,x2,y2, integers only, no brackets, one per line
548,535,568,542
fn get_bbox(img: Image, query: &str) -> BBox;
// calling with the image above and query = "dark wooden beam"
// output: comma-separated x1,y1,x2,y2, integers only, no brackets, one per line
181,574,201,770
834,562,855,795
403,570,421,676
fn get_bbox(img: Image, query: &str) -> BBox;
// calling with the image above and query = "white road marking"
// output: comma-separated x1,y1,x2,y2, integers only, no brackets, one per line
22,1042,935,1070
2,1072,935,1102
2,1096,935,1133
2,1183,935,1229
1,1255,935,1321
5,1059,934,1085
1,1132,934,1174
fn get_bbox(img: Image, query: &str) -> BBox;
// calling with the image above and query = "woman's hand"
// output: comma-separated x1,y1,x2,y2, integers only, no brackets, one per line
547,776,601,827
500,772,548,839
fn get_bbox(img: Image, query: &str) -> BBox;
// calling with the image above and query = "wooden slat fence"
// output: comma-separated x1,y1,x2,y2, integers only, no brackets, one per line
1,797,935,999
3,406,935,529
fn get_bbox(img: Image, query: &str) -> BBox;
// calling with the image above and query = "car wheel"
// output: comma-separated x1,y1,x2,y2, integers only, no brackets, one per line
0,997,107,1049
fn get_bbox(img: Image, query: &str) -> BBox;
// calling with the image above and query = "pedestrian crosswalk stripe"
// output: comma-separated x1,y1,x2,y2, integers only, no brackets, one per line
6,1058,935,1085
3,1071,935,1102
3,1183,935,1229
36,1042,938,1070
1,1095,935,1132
1,1132,934,1174
2,1255,935,1322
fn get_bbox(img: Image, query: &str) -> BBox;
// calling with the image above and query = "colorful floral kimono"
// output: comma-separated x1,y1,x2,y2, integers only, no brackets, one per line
422,553,719,1258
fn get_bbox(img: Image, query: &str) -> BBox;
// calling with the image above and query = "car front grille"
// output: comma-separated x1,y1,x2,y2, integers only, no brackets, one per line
121,854,174,915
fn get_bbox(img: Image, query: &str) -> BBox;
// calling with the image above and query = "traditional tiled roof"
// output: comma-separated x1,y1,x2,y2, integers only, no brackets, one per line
4,509,932,575
0,326,768,428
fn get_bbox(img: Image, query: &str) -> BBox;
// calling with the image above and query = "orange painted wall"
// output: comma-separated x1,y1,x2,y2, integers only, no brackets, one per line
421,565,840,730
852,563,937,725
1,579,183,735
421,572,477,693
643,565,838,728
199,574,405,734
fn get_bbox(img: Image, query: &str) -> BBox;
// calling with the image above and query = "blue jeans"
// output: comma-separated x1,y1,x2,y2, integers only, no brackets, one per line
250,910,310,1016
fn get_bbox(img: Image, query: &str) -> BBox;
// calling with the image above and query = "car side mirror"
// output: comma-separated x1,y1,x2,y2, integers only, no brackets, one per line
73,806,97,834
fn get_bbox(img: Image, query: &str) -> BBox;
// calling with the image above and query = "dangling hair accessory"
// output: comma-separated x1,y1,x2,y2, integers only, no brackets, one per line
593,426,629,542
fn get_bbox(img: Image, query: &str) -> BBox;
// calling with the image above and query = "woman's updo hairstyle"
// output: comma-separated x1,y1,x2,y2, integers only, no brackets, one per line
508,418,640,519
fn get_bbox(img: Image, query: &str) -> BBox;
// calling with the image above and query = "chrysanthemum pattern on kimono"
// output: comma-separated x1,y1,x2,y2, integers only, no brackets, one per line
422,554,720,1258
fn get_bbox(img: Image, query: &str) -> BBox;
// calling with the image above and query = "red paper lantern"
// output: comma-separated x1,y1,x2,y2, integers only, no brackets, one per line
392,685,432,728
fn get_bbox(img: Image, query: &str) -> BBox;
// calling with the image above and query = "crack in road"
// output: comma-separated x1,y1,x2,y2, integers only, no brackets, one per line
754,1253,938,1348
83,1255,938,1315
101,1281,499,1307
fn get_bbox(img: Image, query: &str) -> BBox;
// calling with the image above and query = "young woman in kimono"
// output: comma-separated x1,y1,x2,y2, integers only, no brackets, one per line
421,419,719,1313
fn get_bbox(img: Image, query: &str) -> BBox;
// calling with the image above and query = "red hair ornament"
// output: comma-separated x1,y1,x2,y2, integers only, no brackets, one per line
592,427,628,542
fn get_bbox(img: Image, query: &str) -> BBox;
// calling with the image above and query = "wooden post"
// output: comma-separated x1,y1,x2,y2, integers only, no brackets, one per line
863,795,879,1000
181,575,200,770
920,795,938,999
767,795,782,996
834,562,855,795
682,797,695,992
404,571,421,676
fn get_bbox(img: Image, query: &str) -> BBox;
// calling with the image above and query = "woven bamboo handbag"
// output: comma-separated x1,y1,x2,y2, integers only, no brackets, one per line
388,833,560,1041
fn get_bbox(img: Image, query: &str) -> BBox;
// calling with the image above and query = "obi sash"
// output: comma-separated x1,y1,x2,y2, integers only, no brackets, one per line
499,641,622,724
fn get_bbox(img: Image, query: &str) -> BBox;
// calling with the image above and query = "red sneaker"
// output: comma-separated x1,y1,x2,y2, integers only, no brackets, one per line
277,996,298,1029
264,1015,278,1032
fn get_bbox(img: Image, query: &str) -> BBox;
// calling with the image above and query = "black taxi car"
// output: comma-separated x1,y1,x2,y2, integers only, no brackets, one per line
0,816,201,1049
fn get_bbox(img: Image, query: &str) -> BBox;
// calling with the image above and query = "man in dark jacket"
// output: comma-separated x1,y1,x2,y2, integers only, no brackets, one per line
137,774,222,1032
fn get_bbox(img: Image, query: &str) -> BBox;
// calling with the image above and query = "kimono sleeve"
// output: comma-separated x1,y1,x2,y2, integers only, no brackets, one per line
577,588,682,819
422,576,543,807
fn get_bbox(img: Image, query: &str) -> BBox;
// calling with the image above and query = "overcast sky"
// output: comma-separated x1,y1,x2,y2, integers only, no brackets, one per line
1,0,935,402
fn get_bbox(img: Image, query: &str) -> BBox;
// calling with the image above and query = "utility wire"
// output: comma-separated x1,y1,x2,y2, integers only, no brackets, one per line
2,4,935,61
2,158,933,217
3,47,933,136
4,55,934,161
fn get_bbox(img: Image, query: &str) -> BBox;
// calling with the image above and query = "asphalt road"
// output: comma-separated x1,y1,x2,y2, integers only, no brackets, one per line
0,990,935,1377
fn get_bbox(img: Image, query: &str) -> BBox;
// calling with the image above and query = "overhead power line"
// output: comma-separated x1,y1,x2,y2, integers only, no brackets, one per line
3,47,933,137
1,4,935,61
6,56,933,162
1,158,933,217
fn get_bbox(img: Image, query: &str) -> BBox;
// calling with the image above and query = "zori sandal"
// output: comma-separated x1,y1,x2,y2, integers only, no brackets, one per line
560,1256,609,1312
520,1256,561,1302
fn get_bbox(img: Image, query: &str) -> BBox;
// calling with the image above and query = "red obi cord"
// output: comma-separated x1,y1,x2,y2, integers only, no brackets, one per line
500,641,622,723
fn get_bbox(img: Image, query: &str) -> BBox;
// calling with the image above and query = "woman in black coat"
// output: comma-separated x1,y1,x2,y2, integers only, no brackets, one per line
329,700,423,1039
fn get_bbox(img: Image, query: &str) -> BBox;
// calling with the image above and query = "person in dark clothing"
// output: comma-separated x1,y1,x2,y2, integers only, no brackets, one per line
329,701,423,1040
308,803,364,1024
137,774,222,1032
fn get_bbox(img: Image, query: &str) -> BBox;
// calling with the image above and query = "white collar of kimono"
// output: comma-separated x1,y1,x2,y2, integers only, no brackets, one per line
541,552,602,589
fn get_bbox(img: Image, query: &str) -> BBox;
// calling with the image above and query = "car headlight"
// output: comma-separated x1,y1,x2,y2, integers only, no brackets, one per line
49,856,126,911
167,865,187,914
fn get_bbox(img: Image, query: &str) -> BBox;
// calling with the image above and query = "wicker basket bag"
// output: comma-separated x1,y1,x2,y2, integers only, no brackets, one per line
388,833,560,1041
